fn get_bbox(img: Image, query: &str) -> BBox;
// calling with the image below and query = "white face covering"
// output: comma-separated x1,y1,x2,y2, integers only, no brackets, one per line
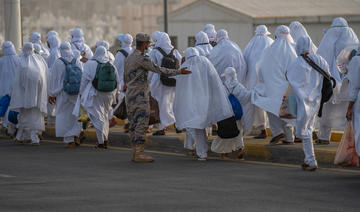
216,29,229,44
60,42,74,61
275,25,294,43
2,41,16,56
255,25,271,36
203,24,217,42
22,42,34,57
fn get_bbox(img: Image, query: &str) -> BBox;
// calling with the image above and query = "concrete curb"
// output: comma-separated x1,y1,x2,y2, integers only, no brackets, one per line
44,126,339,166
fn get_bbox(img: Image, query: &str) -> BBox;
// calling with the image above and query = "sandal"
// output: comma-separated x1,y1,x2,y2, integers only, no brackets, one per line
315,139,330,145
198,158,207,162
294,137,303,143
269,133,285,145
94,144,106,149
281,140,295,145
152,130,165,136
236,149,244,160
220,153,231,160
302,163,318,171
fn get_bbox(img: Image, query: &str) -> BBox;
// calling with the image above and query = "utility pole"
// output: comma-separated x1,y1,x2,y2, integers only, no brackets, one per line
164,0,168,33
4,0,22,52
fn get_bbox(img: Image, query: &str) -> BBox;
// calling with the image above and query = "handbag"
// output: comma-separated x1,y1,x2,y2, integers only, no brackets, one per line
217,116,240,139
113,98,127,120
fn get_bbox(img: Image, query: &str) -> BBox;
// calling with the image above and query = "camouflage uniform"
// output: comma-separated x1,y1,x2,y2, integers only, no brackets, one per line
124,49,181,144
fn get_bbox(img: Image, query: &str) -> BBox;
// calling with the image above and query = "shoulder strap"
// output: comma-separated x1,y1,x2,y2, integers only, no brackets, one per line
301,53,336,88
118,49,129,58
169,48,175,56
70,58,77,64
155,47,167,57
59,57,70,65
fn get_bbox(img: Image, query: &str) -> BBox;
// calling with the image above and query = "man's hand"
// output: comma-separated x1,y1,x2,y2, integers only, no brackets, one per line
48,96,56,104
181,57,185,65
180,67,192,75
80,52,88,63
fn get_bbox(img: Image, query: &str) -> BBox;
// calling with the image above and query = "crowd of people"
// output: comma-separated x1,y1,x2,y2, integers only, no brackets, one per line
0,17,359,171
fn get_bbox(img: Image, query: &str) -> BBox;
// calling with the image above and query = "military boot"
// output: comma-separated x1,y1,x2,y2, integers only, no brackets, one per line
133,144,154,163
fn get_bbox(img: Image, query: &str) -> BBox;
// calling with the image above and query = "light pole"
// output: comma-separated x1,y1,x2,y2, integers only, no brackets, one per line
164,0,168,33
4,0,22,52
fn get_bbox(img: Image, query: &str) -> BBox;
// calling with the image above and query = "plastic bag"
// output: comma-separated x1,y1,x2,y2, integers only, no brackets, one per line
78,107,90,123
0,95,11,117
334,122,359,167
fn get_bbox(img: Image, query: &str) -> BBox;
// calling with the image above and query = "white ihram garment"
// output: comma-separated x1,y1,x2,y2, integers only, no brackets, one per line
243,25,273,129
348,51,360,156
287,36,331,166
10,43,48,143
194,31,213,57
50,42,82,143
0,41,19,133
211,67,252,153
78,46,119,144
316,18,359,140
150,33,181,130
289,21,318,53
251,26,297,139
175,48,234,157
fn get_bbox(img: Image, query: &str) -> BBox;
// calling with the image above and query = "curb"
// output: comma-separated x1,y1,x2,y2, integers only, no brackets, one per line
44,126,339,166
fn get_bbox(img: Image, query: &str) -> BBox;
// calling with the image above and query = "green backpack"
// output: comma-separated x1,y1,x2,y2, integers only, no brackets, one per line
92,60,117,92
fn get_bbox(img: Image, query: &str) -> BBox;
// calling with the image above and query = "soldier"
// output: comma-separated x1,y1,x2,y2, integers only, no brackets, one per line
124,33,191,163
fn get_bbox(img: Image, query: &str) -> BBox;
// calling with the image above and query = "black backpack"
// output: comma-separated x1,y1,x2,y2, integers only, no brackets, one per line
117,49,129,58
156,47,179,87
301,53,336,117
217,116,240,139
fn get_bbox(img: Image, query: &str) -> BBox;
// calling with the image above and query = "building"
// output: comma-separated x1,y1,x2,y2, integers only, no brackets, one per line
0,0,195,47
159,0,360,51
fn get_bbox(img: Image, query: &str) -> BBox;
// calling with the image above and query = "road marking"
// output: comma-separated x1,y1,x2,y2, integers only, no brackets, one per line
0,173,15,178
42,140,360,174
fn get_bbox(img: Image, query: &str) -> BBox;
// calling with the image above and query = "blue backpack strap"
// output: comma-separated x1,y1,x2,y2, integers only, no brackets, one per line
70,58,77,64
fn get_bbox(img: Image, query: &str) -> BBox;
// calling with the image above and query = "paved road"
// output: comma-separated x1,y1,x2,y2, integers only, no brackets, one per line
0,138,359,212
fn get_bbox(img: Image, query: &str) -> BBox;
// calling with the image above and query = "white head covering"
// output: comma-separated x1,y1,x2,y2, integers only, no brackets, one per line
275,25,294,43
289,21,317,53
216,29,229,44
255,25,271,36
331,17,348,27
194,31,213,57
295,35,313,56
203,24,217,42
47,30,59,38
0,41,19,97
121,34,133,48
184,47,200,60
2,41,16,56
22,42,34,56
174,47,233,129
152,31,162,43
96,40,110,50
59,42,74,61
317,17,359,83
155,33,174,54
33,43,41,54
69,28,84,43
222,67,238,83
29,32,50,59
92,46,109,64
47,35,61,68
29,32,42,44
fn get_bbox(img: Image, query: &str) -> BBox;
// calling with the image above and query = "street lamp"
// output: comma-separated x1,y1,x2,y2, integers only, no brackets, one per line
164,0,168,33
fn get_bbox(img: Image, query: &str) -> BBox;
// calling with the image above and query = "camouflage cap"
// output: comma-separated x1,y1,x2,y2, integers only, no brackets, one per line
136,33,151,42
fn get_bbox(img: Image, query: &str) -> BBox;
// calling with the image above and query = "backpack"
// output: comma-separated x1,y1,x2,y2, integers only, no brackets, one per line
301,53,336,117
117,49,129,58
59,58,82,95
92,60,117,92
0,94,10,117
217,116,240,139
156,47,179,87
